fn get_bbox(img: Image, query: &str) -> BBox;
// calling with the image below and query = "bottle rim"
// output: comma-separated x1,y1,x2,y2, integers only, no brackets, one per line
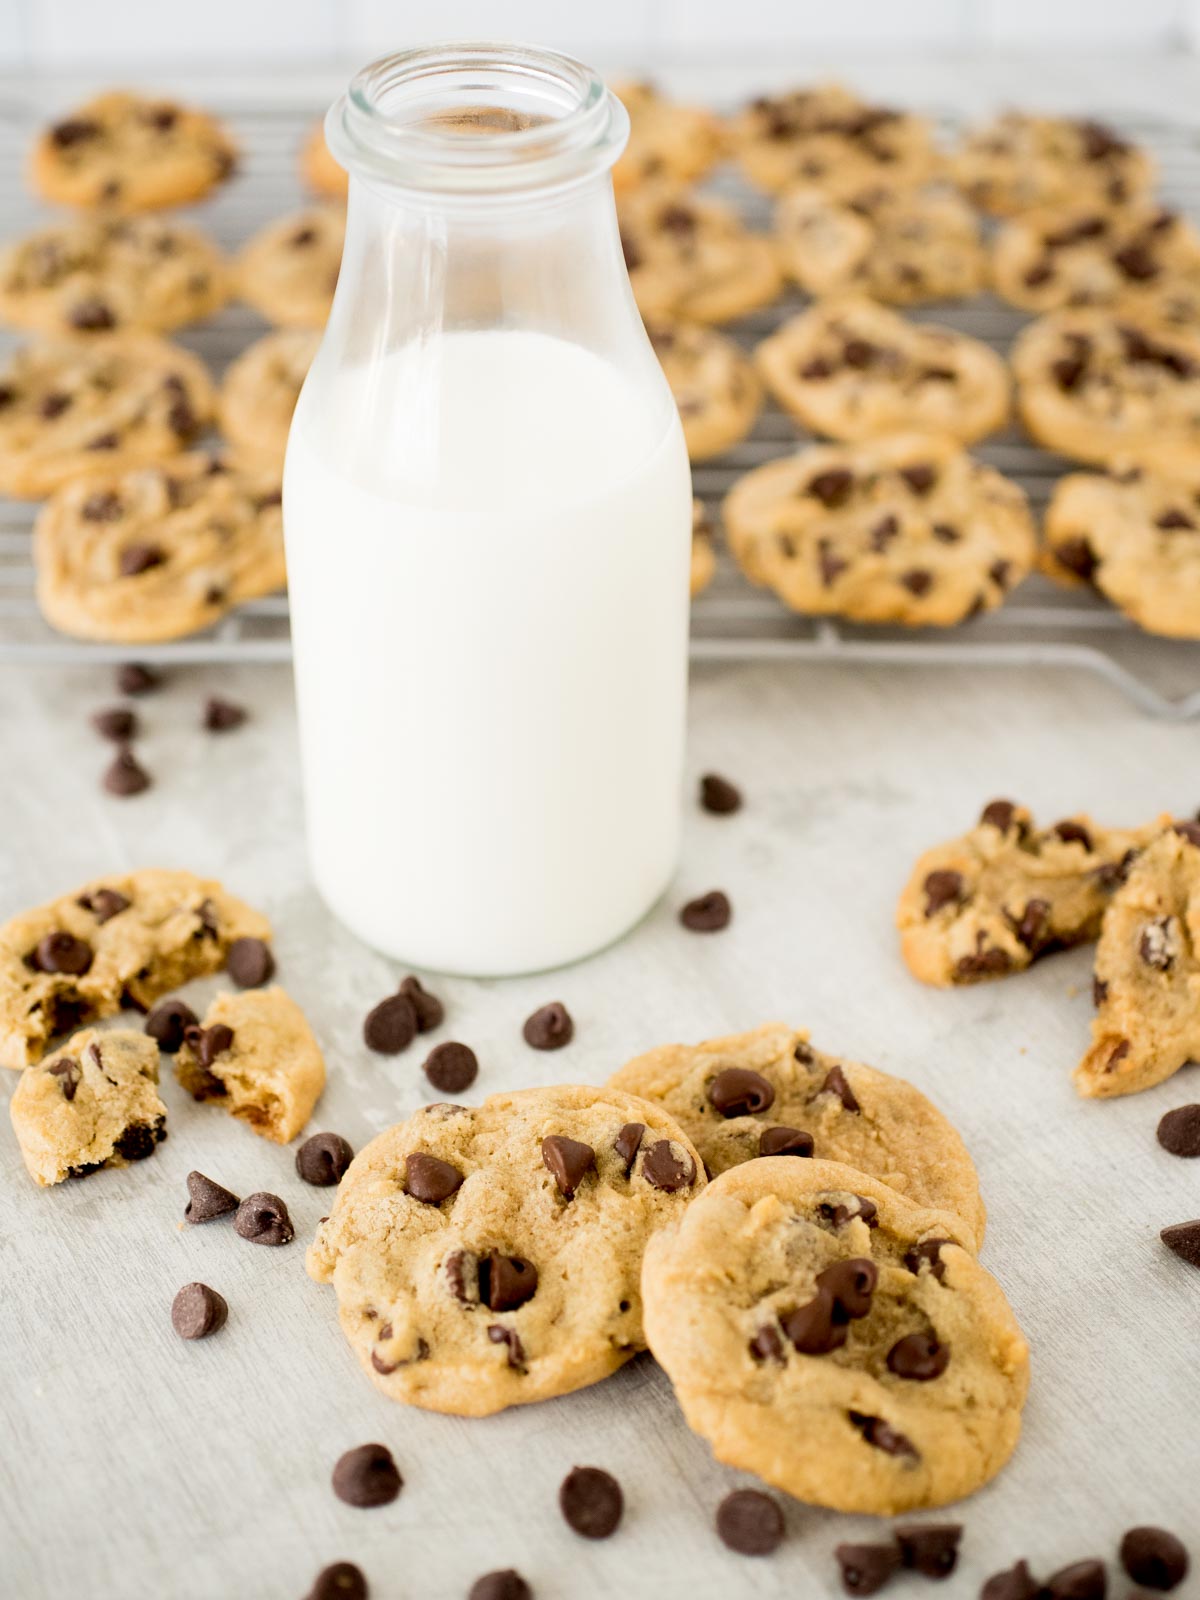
326,42,630,195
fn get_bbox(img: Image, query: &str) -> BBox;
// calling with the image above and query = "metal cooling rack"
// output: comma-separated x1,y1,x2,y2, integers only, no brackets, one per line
2,90,1200,718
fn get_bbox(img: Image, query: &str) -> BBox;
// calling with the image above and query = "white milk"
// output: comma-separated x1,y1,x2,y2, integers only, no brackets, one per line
283,328,692,974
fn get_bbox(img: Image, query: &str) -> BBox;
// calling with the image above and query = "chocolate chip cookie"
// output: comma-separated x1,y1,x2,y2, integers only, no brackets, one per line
642,1158,1029,1514
1076,824,1200,1099
951,112,1154,217
611,80,725,194
648,320,761,461
1013,309,1200,471
756,297,1010,447
306,1085,705,1415
30,90,237,212
235,207,345,328
1043,463,1200,638
620,187,783,325
0,214,230,337
176,986,325,1142
608,1022,985,1247
992,204,1200,329
10,1027,167,1186
218,328,319,469
776,185,986,307
34,453,285,643
691,500,716,596
730,83,940,198
722,433,1033,624
0,334,214,500
300,119,348,201
897,800,1157,987
0,869,270,1070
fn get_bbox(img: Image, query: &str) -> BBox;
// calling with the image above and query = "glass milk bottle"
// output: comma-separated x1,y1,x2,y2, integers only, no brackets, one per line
284,46,692,975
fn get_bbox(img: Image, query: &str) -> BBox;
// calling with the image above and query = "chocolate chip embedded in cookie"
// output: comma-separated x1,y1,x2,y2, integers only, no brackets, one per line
611,81,724,195
1075,825,1200,1098
175,986,325,1142
0,868,270,1070
219,328,320,470
300,120,349,201
756,297,1010,448
722,433,1034,624
236,207,345,329
952,111,1155,218
619,187,783,326
609,1020,985,1247
9,1028,167,1186
306,1085,704,1415
641,1158,1029,1515
897,801,1158,988
647,320,761,463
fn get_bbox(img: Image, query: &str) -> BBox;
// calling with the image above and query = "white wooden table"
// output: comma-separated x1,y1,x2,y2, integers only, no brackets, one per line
3,53,1200,1600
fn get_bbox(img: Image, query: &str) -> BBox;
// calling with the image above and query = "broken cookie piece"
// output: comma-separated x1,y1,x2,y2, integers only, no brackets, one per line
175,985,324,1143
10,1027,166,1186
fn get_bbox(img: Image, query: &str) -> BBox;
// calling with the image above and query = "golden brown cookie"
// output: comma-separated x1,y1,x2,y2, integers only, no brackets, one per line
176,986,325,1143
620,187,782,325
648,319,761,461
235,207,345,329
611,80,724,194
300,119,348,201
952,111,1154,217
691,500,716,597
218,328,319,468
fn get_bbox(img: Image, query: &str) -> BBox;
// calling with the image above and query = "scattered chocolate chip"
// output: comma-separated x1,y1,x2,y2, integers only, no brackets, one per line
680,890,731,932
818,538,849,587
479,1253,538,1312
899,462,937,494
820,1194,878,1229
39,391,71,420
398,975,444,1031
184,1021,234,1069
700,773,742,815
233,1191,294,1245
405,1153,463,1205
50,116,100,146
542,1134,596,1198
68,297,116,331
47,1057,80,1100
953,935,1013,980
33,930,93,975
1157,1105,1200,1159
749,1322,784,1362
870,514,899,551
843,337,877,369
487,1324,526,1369
296,1131,355,1186
800,356,833,379
715,1489,783,1556
848,1410,918,1459
423,1041,478,1094
640,1140,696,1191
144,997,199,1052
931,522,960,544
559,1466,623,1539
1012,897,1051,951
708,1067,775,1117
103,747,151,797
1052,355,1087,392
1139,916,1175,971
835,1542,902,1596
1055,823,1093,854
1161,1218,1200,1268
1042,1559,1107,1600
821,1064,860,1112
980,799,1019,831
116,662,161,696
614,1122,644,1173
981,1559,1039,1600
81,490,123,522
758,1125,814,1158
305,1562,368,1600
363,992,418,1054
819,1258,878,1317
523,1002,573,1051
226,936,274,988
900,569,933,597
92,707,136,741
332,1443,402,1508
184,1169,238,1223
783,1288,845,1354
203,696,246,732
1053,537,1099,582
1120,1526,1189,1591
1092,975,1109,1007
170,1281,228,1340
896,1524,962,1578
807,467,855,508
887,1331,949,1381
1175,820,1200,848
469,1572,530,1600
904,1238,951,1281
1155,507,1195,531
118,542,165,577
923,869,964,917
113,1118,165,1162
1113,242,1158,281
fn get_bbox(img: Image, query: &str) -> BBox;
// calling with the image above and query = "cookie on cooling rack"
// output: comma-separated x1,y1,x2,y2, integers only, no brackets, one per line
620,187,783,325
219,329,320,469
236,207,345,329
0,214,229,337
951,111,1155,216
1013,308,1200,470
611,80,725,194
30,90,237,212
34,453,285,644
691,501,716,597
721,433,1033,625
755,297,1010,447
729,83,940,198
775,185,986,307
300,120,348,201
648,320,761,461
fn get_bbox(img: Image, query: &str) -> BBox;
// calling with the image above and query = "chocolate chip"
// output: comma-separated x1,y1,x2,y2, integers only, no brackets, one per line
398,975,444,1031
92,707,136,741
954,934,1013,980
819,1194,877,1229
783,1289,845,1354
887,1331,949,1380
821,1064,860,1112
1161,1218,1200,1268
487,1324,526,1369
614,1121,644,1173
479,1253,538,1311
145,997,199,1052
523,1002,573,1050
680,890,731,932
1155,507,1195,531
118,543,165,577
296,1131,355,1186
980,799,1018,831
50,116,100,147
170,1282,228,1340
103,747,151,797
1052,355,1087,392
981,1559,1039,1600
1053,820,1093,851
542,1134,596,1198
469,1572,530,1600
749,1323,784,1362
715,1489,784,1556
835,1543,902,1596
758,1125,813,1157
227,936,274,988
82,490,123,522
33,930,93,975
203,696,246,732
800,356,833,379
869,514,899,551
114,1118,165,1161
116,662,161,696
1042,1559,1107,1600
1120,1526,1189,1591
1023,260,1054,288
1092,975,1108,1007
819,1257,878,1317
405,1153,463,1205
931,522,960,544
818,539,849,587
68,298,116,331
1053,536,1100,582
184,1169,238,1223
305,1562,368,1600
900,569,933,597
1176,820,1200,848
1012,897,1051,951
905,1238,951,1281
332,1443,402,1508
559,1465,623,1539
233,1191,294,1245
700,772,742,814
707,1067,774,1117
363,992,418,1054
423,1041,478,1094
1113,242,1158,281
922,869,963,917
47,1057,80,1100
1156,1105,1200,1159
807,467,855,508
641,1140,696,1191
899,462,937,494
39,391,71,420
896,1524,961,1578
848,1410,918,1459
184,1021,234,1070
1139,916,1175,971
843,337,877,369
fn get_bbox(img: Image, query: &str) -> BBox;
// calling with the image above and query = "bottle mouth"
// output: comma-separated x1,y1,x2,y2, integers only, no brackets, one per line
327,43,629,195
